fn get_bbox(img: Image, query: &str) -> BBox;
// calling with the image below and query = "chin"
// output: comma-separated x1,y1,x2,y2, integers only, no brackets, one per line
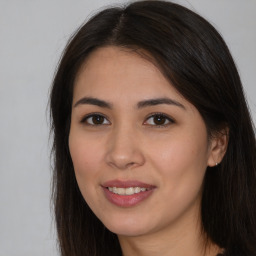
108,226,148,237
102,217,154,237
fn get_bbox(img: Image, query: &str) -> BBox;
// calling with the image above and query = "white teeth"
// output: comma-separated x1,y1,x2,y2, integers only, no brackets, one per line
117,188,126,195
125,187,134,195
134,187,141,193
108,187,149,195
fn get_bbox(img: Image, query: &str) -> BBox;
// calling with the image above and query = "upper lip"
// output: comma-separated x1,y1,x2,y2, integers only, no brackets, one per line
102,179,155,188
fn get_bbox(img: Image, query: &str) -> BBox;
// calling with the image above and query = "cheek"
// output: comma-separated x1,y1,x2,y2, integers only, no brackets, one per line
145,134,209,224
69,133,107,214
68,131,103,191
150,133,208,168
148,129,209,194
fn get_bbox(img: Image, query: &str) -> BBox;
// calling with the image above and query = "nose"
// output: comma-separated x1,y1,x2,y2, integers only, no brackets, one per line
105,125,145,170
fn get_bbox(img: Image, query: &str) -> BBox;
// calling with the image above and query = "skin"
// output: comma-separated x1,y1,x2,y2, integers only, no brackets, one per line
69,46,227,256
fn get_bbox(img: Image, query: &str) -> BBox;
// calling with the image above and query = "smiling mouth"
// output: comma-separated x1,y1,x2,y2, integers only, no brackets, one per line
102,180,156,207
107,187,151,195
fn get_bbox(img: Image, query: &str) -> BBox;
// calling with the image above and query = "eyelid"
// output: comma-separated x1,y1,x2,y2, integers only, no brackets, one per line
80,112,111,125
143,112,175,127
79,112,174,127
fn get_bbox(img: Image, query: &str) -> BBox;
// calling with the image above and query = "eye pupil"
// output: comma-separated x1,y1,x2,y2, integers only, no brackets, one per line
153,115,166,125
92,115,104,124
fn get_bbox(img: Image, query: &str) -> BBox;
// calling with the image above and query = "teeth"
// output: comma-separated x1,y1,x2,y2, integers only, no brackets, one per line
125,187,134,195
108,187,149,195
134,187,141,193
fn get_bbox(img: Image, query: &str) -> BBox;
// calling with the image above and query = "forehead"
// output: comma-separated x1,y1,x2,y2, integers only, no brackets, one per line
75,46,164,86
73,46,185,102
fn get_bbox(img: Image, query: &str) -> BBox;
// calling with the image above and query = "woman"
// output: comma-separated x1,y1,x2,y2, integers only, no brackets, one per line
50,1,256,255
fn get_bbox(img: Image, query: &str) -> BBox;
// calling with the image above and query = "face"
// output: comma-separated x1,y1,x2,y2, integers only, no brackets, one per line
69,46,217,237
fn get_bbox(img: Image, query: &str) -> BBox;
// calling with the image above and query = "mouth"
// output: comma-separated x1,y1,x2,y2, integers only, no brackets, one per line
107,186,152,195
101,180,156,207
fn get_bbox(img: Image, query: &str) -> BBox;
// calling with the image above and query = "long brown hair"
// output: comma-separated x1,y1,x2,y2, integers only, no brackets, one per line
50,1,256,255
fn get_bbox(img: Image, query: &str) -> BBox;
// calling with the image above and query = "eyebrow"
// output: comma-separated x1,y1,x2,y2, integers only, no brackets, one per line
137,98,185,110
74,97,112,108
73,96,185,110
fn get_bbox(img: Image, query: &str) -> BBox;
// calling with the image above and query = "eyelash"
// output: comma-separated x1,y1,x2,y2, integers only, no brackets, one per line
80,112,175,127
144,112,175,127
80,113,110,126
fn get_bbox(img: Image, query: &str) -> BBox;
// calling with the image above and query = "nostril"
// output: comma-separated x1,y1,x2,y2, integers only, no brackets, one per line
126,162,136,168
107,160,138,170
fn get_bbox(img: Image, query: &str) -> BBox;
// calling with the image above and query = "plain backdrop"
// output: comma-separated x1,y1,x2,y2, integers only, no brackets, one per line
0,0,255,255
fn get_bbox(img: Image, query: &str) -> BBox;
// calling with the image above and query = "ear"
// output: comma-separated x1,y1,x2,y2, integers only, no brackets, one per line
207,127,229,167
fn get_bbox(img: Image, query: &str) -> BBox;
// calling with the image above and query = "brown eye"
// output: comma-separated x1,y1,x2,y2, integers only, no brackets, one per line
144,113,174,126
82,114,110,125
153,115,167,125
92,115,105,124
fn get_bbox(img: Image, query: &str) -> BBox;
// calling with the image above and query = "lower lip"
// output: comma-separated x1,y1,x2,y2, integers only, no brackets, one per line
102,187,154,208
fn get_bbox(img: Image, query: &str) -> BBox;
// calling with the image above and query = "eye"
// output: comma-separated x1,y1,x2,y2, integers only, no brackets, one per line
81,114,110,126
144,113,174,127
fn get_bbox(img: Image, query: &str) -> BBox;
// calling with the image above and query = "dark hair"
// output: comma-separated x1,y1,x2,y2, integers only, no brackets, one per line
50,1,256,255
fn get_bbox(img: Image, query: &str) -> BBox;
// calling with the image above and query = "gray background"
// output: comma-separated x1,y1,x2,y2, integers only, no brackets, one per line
0,0,255,255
